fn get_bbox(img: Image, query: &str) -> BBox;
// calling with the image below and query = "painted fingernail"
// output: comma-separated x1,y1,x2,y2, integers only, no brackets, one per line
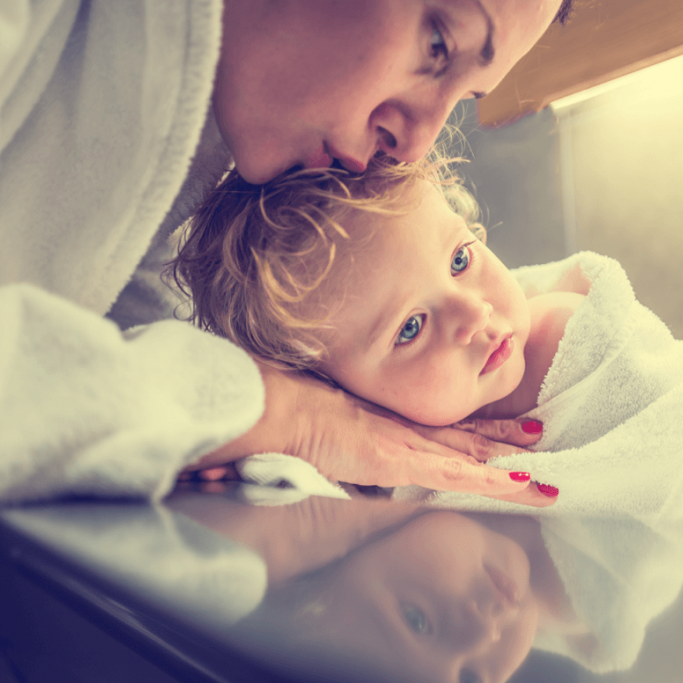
509,471,531,482
537,483,559,497
522,420,543,434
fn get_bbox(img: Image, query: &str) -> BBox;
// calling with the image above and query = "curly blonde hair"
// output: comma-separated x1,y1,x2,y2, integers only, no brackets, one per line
171,152,485,372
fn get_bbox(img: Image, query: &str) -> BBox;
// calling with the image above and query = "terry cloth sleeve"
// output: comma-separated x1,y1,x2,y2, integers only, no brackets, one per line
0,284,265,505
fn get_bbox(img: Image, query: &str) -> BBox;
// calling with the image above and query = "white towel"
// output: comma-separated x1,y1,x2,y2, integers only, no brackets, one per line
0,284,265,505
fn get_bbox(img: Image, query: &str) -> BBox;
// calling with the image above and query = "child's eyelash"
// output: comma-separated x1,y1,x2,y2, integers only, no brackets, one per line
452,240,477,273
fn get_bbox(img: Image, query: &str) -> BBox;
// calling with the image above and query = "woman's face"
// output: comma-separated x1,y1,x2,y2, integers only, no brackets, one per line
216,0,563,183
312,511,539,683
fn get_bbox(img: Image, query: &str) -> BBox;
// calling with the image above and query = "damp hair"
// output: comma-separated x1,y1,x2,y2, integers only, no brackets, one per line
170,150,486,375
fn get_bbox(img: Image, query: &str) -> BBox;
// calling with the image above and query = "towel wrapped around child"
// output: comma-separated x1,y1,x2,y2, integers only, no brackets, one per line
237,251,683,673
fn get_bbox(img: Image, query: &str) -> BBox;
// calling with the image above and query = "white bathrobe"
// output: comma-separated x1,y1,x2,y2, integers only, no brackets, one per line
238,252,683,673
0,0,266,502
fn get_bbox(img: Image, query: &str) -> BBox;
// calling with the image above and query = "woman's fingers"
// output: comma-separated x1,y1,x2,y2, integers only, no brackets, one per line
453,417,544,448
183,370,555,508
403,449,558,508
411,420,541,462
489,481,559,508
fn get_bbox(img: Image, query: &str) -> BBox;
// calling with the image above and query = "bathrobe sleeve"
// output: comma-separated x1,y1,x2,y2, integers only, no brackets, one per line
0,283,265,504
0,1,265,504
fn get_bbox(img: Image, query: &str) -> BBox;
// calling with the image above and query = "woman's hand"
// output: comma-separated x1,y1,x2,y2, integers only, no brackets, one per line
184,363,556,508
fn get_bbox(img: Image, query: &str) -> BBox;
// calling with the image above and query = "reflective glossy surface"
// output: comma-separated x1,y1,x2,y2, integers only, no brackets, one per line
1,483,682,682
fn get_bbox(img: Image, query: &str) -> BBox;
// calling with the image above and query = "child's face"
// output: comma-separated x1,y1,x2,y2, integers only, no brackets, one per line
215,0,563,184
318,181,531,426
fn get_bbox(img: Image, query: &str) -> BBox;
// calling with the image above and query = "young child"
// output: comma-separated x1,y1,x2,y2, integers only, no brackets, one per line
173,153,582,430
172,152,683,674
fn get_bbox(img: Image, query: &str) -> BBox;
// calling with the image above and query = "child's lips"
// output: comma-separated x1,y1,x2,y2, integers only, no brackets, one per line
480,336,513,375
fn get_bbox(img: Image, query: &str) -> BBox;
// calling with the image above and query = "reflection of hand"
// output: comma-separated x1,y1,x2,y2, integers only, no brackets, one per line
184,364,556,508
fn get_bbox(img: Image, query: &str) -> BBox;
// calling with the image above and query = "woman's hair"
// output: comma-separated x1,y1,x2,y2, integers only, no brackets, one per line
170,151,485,374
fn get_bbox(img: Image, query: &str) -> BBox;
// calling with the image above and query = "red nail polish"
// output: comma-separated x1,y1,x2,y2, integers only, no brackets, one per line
522,420,543,434
537,483,559,497
509,471,531,482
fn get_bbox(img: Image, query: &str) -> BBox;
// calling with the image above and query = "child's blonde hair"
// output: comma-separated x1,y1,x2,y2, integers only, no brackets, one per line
171,152,485,373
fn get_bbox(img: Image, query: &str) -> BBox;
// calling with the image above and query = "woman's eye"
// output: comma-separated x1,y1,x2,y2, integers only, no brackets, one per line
396,315,424,345
451,245,471,274
402,604,430,634
430,23,449,61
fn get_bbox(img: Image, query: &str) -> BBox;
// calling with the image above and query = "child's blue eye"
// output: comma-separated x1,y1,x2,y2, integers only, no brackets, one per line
451,246,470,274
396,315,424,345
402,604,430,634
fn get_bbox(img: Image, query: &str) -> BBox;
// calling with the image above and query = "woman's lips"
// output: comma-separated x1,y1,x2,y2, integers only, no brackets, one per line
326,143,366,173
303,143,366,173
303,144,333,169
480,336,513,376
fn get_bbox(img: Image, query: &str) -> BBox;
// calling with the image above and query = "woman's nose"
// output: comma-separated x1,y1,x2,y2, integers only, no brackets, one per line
369,99,450,163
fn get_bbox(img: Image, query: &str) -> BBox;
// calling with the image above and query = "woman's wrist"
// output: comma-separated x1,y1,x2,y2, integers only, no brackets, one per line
185,360,302,471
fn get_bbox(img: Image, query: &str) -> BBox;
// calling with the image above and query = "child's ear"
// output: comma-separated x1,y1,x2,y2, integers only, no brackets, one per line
470,225,487,245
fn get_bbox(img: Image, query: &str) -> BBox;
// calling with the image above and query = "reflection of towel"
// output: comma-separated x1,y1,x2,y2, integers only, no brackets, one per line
0,504,267,628
238,253,683,672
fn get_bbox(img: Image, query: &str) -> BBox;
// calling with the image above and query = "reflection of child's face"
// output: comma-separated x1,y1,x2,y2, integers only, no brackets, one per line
318,181,531,426
316,511,539,683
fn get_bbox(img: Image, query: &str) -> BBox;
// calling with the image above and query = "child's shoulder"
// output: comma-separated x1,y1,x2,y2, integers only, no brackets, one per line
527,292,586,366
517,292,586,412
528,292,586,338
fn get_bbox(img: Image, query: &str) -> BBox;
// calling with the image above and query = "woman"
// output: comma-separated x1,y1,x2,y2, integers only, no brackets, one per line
0,0,571,505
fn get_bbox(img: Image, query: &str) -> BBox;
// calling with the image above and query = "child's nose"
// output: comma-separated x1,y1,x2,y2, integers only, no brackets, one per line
444,598,503,654
449,294,492,345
